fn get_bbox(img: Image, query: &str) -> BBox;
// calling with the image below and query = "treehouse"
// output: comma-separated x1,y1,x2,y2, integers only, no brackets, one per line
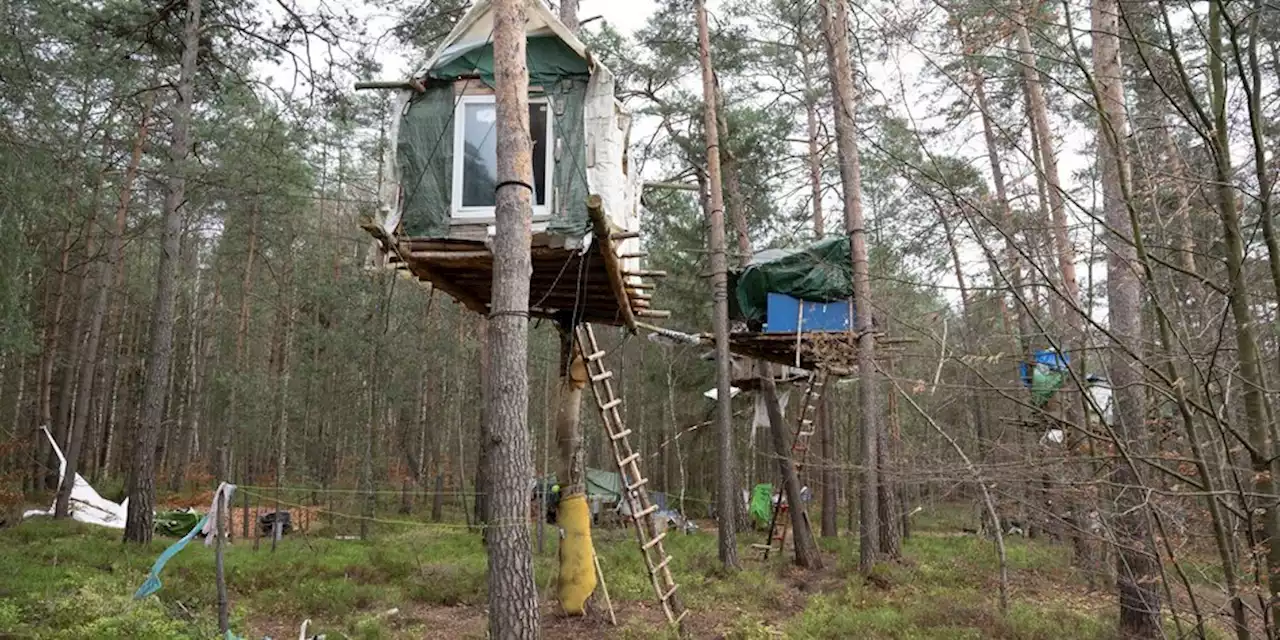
715,237,876,374
364,0,660,328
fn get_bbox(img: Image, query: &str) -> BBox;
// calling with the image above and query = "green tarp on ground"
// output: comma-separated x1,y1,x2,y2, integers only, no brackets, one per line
749,483,774,528
538,468,624,502
396,36,592,238
732,237,854,323
154,509,201,537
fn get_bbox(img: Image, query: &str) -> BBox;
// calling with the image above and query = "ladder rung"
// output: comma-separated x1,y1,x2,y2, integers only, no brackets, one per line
651,555,672,574
750,543,773,550
674,609,689,625
627,477,649,491
634,504,659,519
600,398,622,411
660,584,679,601
642,531,667,550
618,452,640,467
610,428,633,441
797,430,815,437
801,419,813,426
586,349,607,362
591,370,613,382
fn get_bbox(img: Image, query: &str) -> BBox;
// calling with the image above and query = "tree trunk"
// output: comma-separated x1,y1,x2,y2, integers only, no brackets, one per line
474,318,490,528
696,0,741,572
221,206,258,484
820,0,881,573
1206,1,1280,628
761,367,823,569
1092,1,1162,634
558,0,578,33
487,0,540,635
1016,5,1094,575
57,97,150,517
124,0,201,544
818,394,837,537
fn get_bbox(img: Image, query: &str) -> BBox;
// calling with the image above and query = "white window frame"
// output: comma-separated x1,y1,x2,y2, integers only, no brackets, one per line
451,95,554,221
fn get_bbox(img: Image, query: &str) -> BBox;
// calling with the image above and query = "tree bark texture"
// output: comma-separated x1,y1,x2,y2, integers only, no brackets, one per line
761,368,823,569
697,0,740,571
124,0,201,544
1092,0,1161,633
487,0,540,635
820,0,881,572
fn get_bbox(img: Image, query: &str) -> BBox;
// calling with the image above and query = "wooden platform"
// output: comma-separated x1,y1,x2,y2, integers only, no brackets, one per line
371,196,666,329
705,330,911,375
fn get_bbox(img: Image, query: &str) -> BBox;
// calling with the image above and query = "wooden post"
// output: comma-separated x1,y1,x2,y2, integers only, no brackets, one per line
216,490,229,635
593,552,617,626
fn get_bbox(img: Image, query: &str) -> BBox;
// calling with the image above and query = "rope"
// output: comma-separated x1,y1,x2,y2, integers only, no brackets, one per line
237,488,534,531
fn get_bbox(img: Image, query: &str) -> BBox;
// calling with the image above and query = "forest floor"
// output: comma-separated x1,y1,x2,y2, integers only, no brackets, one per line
1,501,1208,639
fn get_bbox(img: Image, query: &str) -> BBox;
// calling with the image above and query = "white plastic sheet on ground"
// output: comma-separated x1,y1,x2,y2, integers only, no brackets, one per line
22,426,128,528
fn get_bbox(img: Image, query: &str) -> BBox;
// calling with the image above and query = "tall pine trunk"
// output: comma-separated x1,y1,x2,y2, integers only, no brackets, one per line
1091,0,1161,633
486,0,540,634
124,0,201,543
697,0,741,571
820,0,882,572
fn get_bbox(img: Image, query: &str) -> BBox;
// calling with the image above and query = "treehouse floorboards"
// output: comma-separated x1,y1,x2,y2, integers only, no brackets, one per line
378,199,662,329
706,331,911,374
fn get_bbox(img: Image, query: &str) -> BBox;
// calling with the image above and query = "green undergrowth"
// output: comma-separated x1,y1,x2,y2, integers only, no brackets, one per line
1,507,1129,639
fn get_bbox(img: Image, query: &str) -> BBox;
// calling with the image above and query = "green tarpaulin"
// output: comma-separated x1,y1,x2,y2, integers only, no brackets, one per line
749,483,774,528
154,509,202,537
732,237,854,323
398,85,455,237
429,35,590,88
539,468,623,502
397,36,593,238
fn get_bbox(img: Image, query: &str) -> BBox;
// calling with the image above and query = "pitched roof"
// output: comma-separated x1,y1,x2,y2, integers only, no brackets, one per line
416,0,608,78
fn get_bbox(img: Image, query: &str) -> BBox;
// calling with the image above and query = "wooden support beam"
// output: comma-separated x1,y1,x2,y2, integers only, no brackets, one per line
409,250,492,261
611,231,641,241
396,241,488,314
623,270,667,278
618,252,648,259
588,193,638,330
355,79,425,93
636,310,672,318
643,181,701,192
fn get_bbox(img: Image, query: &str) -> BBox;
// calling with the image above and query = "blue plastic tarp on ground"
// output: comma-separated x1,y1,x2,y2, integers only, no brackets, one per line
134,514,209,599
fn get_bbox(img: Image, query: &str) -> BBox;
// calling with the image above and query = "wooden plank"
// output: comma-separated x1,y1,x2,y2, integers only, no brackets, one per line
587,194,638,330
397,243,488,314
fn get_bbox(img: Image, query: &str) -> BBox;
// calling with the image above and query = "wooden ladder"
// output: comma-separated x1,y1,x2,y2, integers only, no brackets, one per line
756,369,827,560
575,323,687,629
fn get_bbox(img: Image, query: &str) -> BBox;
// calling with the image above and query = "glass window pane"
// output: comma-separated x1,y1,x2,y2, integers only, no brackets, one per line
529,103,548,206
459,101,550,210
461,103,498,208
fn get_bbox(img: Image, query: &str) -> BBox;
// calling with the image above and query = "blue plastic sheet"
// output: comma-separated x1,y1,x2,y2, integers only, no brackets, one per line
134,514,209,599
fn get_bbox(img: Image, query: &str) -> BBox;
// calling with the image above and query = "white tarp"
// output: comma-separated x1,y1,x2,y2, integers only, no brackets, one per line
752,388,791,430
23,426,128,528
704,386,742,401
